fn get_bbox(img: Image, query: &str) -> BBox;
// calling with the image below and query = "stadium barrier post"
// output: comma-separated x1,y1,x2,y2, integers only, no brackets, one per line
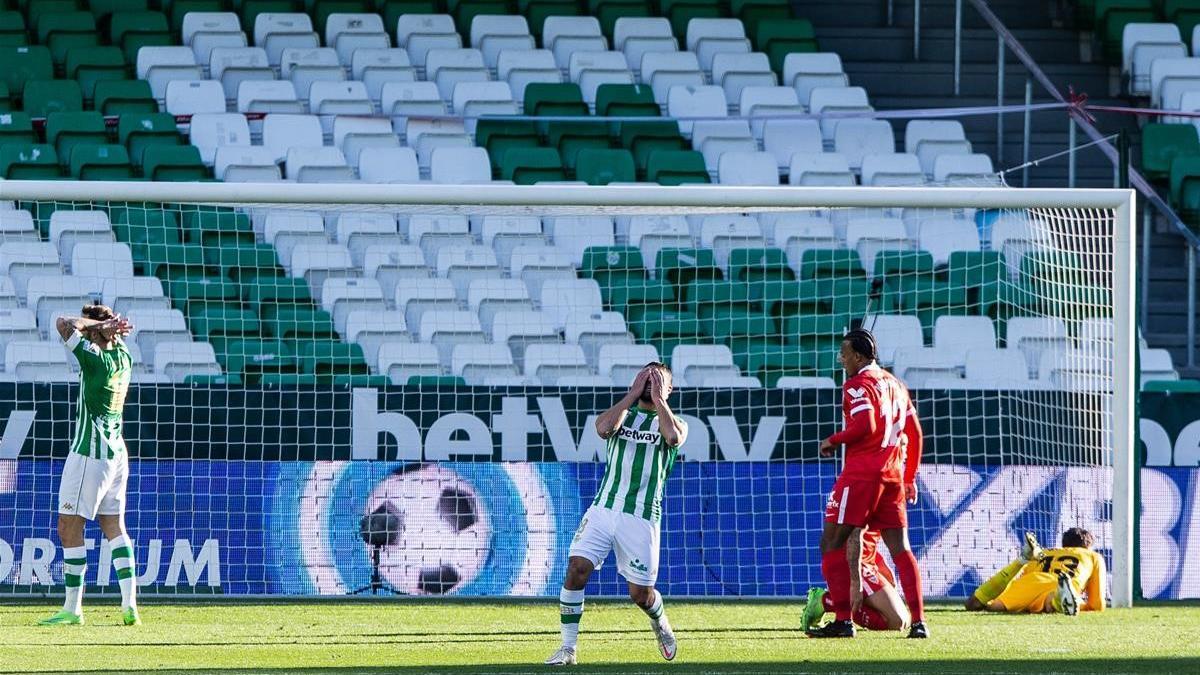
1189,246,1196,369
1141,204,1151,328
913,0,921,60
997,36,1005,163
1068,117,1076,188
954,0,962,95
1022,78,1032,187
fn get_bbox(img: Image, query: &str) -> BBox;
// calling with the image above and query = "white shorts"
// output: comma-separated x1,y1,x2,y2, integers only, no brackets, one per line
568,505,660,586
58,451,128,520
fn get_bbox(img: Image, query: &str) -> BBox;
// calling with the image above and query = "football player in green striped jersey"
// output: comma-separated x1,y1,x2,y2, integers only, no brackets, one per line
545,362,688,666
39,303,140,627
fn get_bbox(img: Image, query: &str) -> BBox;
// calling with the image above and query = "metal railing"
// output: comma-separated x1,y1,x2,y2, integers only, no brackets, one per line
928,0,1200,370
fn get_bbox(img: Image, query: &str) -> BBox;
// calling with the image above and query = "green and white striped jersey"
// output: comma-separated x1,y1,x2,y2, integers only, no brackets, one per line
65,331,132,459
592,407,684,523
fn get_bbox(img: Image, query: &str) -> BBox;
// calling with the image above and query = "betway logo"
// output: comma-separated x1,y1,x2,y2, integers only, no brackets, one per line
351,389,784,462
617,427,661,445
0,537,220,587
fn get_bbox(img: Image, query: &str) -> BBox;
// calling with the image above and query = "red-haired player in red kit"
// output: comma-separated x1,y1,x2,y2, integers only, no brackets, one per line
806,328,928,639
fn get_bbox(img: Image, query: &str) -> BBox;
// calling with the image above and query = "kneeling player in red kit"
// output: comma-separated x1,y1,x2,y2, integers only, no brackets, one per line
807,329,928,639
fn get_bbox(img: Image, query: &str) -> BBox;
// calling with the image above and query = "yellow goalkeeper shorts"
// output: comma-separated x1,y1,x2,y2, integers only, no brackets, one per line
995,572,1058,613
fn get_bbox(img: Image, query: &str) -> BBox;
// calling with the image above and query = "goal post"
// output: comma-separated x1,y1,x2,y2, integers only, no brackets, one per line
0,180,1135,607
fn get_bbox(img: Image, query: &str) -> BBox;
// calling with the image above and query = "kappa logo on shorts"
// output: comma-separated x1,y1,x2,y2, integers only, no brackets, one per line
572,517,588,544
60,502,75,512
628,558,649,573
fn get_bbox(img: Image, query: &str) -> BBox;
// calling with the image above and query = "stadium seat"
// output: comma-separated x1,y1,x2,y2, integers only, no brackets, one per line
65,47,127,100
569,50,635,104
352,48,416,105
717,150,778,185
214,146,281,182
326,13,390,65
523,343,591,384
599,342,661,384
165,79,225,115
498,49,561,103
94,80,157,115
395,276,458,335
23,79,83,117
320,277,388,333
395,13,461,69
437,245,503,298
255,12,320,67
808,85,872,141
933,153,996,185
833,119,895,171
49,210,114,262
183,12,247,64
451,342,518,383
280,47,345,98
711,51,776,103
45,112,107,168
614,17,677,75
0,308,39,358
210,47,274,101
905,120,972,178
153,342,223,381
480,215,546,266
783,52,847,104
102,276,170,314
0,210,38,244
262,113,324,162
118,112,182,167
787,153,854,186
136,47,204,101
378,341,442,383
5,341,74,381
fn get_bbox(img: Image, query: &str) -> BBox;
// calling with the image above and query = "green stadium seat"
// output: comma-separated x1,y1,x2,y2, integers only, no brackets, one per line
665,1,724,39
141,242,210,280
260,305,337,340
182,209,256,247
0,46,52,97
646,149,710,185
1020,250,1111,315
244,277,314,309
0,10,27,45
798,248,865,279
581,245,675,313
1165,1,1200,41
110,11,172,61
728,247,793,283
731,0,792,34
0,143,61,179
143,145,208,181
297,340,370,377
39,11,99,64
655,247,723,298
1169,154,1200,228
118,112,182,165
620,121,689,172
948,250,1005,315
312,0,372,31
204,243,281,280
259,373,320,385
575,148,635,184
737,343,816,387
237,0,305,31
548,119,611,169
69,144,134,180
817,277,871,317
27,0,77,32
23,79,83,116
167,277,242,316
218,339,298,380
182,373,244,385
524,82,589,116
596,1,652,37
406,375,467,386
453,0,510,38
1094,0,1157,63
330,374,391,387
45,111,108,165
755,19,817,72
89,0,150,23
685,280,777,341
382,1,441,37
1141,123,1199,182
93,79,157,115
0,82,10,111
0,111,36,144
474,118,540,171
168,0,224,32
781,312,850,370
499,146,566,184
595,83,659,119
112,209,183,253
191,307,262,343
65,47,128,100
1143,378,1200,393
758,278,823,319
630,306,702,342
522,0,580,37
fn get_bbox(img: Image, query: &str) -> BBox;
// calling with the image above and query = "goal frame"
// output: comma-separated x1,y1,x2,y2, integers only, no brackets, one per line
0,181,1137,608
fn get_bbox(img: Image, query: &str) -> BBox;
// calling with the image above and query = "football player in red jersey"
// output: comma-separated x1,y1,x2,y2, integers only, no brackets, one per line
801,528,910,632
807,329,928,639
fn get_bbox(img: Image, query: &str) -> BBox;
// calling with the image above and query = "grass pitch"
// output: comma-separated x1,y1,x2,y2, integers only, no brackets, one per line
1,600,1198,674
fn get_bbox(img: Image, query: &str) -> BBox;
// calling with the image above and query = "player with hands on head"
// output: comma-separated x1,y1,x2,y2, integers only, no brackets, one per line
808,329,927,639
545,362,688,666
40,302,140,627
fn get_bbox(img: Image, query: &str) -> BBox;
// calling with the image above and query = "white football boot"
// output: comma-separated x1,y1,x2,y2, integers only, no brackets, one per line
1056,572,1080,616
652,616,677,661
1020,531,1045,563
544,646,577,666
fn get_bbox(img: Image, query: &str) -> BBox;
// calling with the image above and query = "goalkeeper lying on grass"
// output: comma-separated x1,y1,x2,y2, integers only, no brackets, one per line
965,528,1106,616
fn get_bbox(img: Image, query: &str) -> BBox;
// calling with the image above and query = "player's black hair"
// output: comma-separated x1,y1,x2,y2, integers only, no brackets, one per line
842,329,878,362
1062,527,1095,549
81,300,114,322
643,361,671,374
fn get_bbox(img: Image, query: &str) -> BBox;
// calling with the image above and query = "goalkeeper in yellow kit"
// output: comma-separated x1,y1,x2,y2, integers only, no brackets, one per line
965,527,1106,616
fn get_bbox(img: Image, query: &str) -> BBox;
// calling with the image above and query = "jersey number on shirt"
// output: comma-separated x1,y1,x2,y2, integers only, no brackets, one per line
1041,554,1081,578
877,381,908,449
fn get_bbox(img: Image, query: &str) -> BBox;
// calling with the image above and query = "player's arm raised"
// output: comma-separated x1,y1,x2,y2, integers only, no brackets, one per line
819,388,877,457
55,315,133,342
649,369,687,448
594,367,650,439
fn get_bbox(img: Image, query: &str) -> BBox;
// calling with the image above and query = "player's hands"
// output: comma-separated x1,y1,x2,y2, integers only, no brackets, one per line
627,367,651,399
849,580,863,615
904,481,918,505
95,316,133,339
819,437,836,457
649,368,667,404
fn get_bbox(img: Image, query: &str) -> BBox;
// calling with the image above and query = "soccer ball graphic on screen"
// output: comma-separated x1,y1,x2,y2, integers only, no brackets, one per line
364,464,493,595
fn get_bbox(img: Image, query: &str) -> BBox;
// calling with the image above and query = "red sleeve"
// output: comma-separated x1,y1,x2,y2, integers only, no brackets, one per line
830,405,877,445
902,404,923,484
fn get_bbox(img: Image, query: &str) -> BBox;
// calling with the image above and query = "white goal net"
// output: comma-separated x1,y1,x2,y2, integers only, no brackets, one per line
0,181,1134,606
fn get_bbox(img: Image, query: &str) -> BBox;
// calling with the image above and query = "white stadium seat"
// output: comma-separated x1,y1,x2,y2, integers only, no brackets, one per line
671,344,740,386
540,278,603,331
788,153,855,186
321,277,388,333
345,309,410,364
833,119,895,171
523,343,591,384
254,12,319,66
431,146,492,184
426,48,490,101
717,150,779,185
470,15,535,69
209,46,273,100
870,314,925,365
808,85,872,141
642,51,705,104
136,46,203,100
352,48,416,104
165,79,225,115
284,147,355,183
6,341,74,381
395,277,458,335
0,242,62,297
102,277,169,314
183,12,246,64
543,17,607,70
569,50,635,104
153,342,222,381
934,315,997,366
783,52,848,106
860,153,924,187
762,119,822,170
358,146,419,184
893,347,961,387
72,243,133,280
905,120,972,177
452,343,518,383
545,215,616,266
498,49,562,104
333,116,399,167
687,18,751,72
711,52,776,104
236,79,304,114
599,343,660,385
614,17,677,75
280,47,344,98
0,308,38,356
326,13,390,65
189,113,251,165
467,278,533,332
395,14,461,69
214,146,281,182
379,341,442,383
0,210,38,243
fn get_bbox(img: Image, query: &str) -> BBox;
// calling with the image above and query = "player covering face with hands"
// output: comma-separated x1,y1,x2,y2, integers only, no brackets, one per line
545,363,688,666
808,329,928,639
40,303,140,627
